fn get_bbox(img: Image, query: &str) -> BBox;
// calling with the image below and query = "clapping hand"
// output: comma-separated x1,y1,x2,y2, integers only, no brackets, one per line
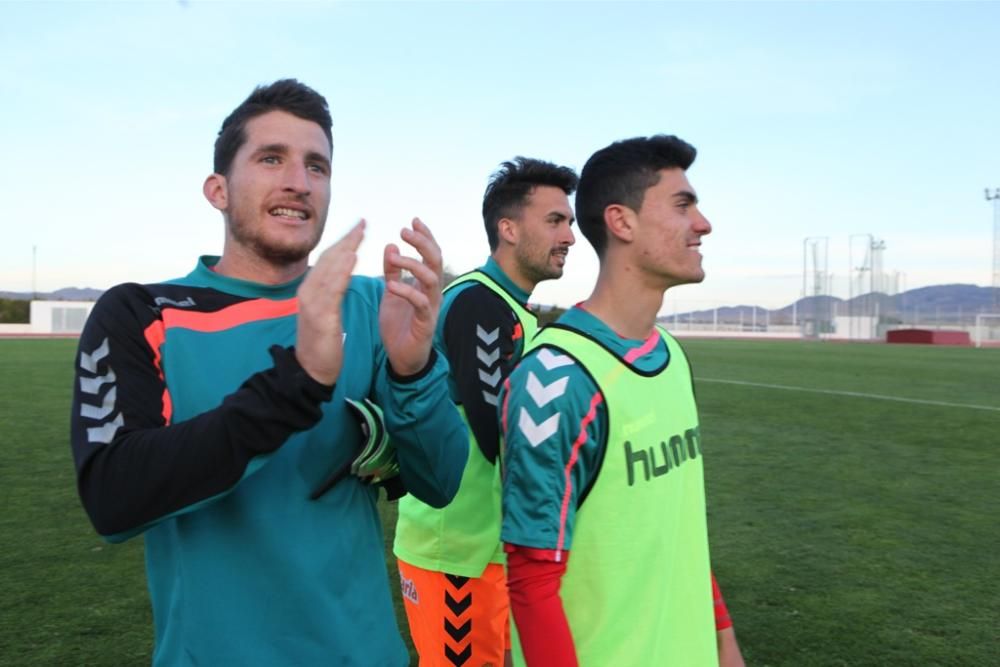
379,218,443,376
295,221,365,385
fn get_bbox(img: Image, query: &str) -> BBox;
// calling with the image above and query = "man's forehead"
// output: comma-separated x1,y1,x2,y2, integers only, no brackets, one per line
243,110,331,157
513,186,572,222
655,167,695,197
527,184,571,206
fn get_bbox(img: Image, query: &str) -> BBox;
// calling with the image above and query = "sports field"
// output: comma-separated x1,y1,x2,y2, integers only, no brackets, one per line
2,337,997,666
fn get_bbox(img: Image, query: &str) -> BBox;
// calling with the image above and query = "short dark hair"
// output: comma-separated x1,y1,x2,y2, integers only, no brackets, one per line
213,79,333,176
482,157,579,251
575,135,696,257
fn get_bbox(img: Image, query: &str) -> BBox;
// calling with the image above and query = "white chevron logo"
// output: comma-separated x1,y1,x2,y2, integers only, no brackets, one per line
518,408,560,447
79,368,116,395
482,390,499,407
477,325,499,345
79,337,110,374
87,413,124,444
477,346,500,366
537,348,574,371
78,336,123,443
80,386,117,421
479,367,502,387
526,371,568,408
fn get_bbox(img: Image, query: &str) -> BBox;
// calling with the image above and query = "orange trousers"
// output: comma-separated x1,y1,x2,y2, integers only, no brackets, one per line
397,559,510,667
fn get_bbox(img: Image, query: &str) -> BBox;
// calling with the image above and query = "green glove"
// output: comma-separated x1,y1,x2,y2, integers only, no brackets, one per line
344,397,400,484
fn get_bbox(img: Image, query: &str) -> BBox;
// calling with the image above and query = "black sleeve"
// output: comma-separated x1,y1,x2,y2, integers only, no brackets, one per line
70,284,332,538
442,286,517,464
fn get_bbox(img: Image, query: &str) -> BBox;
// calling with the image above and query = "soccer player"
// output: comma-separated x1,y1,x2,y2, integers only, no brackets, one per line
69,79,468,666
500,135,745,666
393,157,578,666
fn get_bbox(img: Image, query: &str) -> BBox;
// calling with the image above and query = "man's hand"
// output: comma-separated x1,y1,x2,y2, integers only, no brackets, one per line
379,218,443,376
295,221,365,385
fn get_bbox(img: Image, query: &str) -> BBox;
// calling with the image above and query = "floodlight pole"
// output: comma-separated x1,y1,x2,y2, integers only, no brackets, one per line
849,233,872,340
871,239,886,294
986,188,1000,309
802,236,828,338
848,233,873,300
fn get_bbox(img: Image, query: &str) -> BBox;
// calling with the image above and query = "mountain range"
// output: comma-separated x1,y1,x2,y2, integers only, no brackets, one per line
3,284,998,324
664,284,999,325
0,287,105,301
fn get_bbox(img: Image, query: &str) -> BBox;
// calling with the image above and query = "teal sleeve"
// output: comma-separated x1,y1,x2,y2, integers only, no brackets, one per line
377,350,468,508
500,347,607,552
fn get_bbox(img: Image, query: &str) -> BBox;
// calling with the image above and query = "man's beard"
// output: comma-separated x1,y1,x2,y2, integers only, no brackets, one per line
518,247,564,285
227,211,324,265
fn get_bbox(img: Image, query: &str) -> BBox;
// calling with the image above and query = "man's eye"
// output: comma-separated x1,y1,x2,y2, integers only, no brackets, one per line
308,164,327,174
261,156,280,164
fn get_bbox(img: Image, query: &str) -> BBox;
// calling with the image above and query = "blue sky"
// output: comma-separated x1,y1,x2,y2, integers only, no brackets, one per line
2,1,998,313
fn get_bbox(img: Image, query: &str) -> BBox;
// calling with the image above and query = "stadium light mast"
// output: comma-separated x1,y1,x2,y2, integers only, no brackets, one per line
871,239,886,294
987,188,1000,309
802,236,829,339
849,234,872,340
849,234,873,297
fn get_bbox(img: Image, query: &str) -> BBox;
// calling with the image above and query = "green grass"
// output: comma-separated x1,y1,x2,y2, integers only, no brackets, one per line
683,339,1000,667
1,339,152,665
1,338,997,665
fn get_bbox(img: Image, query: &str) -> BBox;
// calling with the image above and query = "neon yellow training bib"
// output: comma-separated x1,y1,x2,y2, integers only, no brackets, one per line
395,271,538,577
525,324,717,666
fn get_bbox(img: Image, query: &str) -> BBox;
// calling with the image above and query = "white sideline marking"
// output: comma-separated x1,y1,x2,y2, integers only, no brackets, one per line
698,378,1000,413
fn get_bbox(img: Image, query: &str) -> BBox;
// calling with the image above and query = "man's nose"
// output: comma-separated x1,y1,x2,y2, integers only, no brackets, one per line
561,223,576,246
283,162,311,194
695,210,711,235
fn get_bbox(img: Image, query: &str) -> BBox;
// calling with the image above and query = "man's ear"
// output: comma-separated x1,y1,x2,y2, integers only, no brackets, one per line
604,204,635,243
497,217,518,246
203,173,228,211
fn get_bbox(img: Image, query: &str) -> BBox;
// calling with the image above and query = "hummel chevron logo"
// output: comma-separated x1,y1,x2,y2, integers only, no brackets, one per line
477,324,501,405
476,325,499,345
79,337,123,444
445,574,469,589
79,368,116,395
478,368,501,387
476,346,499,366
518,408,559,447
445,643,471,667
526,371,568,408
80,386,117,420
445,591,472,616
79,338,110,374
87,413,124,445
445,618,471,643
537,348,574,371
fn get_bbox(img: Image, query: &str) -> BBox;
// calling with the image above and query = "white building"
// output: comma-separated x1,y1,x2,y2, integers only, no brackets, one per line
0,300,96,336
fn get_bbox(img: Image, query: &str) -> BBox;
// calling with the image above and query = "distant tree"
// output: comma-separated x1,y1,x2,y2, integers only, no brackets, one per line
0,298,30,323
402,266,458,287
534,305,567,327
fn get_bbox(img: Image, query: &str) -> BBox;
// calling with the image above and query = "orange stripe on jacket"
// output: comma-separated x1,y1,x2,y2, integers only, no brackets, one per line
142,319,172,425
162,298,298,333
